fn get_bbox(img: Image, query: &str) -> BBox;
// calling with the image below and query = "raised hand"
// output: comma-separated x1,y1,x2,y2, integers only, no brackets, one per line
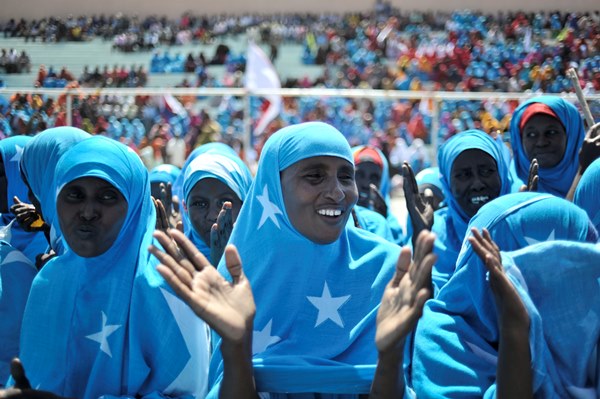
402,162,434,245
375,230,437,354
10,197,48,233
210,202,233,266
369,184,388,217
579,122,600,173
152,197,170,234
520,158,538,192
149,229,255,343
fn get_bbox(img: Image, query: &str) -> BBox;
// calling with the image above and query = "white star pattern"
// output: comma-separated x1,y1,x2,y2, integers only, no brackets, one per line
85,311,122,358
256,185,283,229
307,282,351,328
524,229,555,246
252,319,281,355
9,145,23,163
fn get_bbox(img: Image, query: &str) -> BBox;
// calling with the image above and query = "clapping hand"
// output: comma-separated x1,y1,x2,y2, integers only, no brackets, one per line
402,162,434,246
369,184,388,217
519,158,538,192
579,122,600,174
210,202,233,266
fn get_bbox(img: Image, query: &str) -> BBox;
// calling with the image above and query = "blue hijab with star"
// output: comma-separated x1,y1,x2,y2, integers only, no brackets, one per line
431,129,512,293
18,136,210,399
208,122,400,396
509,96,586,197
574,157,600,233
182,150,252,260
411,192,598,398
0,135,48,263
20,127,91,254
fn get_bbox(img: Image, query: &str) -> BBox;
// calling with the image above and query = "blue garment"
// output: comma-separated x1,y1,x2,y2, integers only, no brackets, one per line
0,241,37,387
182,150,252,260
0,136,48,263
18,137,210,398
20,126,91,254
574,158,600,232
351,205,395,243
509,96,586,197
411,192,597,398
432,129,512,293
149,164,181,185
208,122,400,396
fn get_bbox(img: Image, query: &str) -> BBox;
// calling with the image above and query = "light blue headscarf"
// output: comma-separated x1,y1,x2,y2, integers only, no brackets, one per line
411,192,597,398
0,241,37,387
182,150,252,260
208,122,400,396
149,163,181,185
18,137,209,399
0,136,48,263
574,158,600,232
432,129,512,293
509,96,586,197
20,126,91,254
350,205,396,243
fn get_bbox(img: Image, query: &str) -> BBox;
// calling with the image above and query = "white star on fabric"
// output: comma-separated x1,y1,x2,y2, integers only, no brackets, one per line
256,185,283,229
307,282,351,328
85,311,122,358
9,145,23,163
524,229,555,246
160,288,209,396
252,319,281,355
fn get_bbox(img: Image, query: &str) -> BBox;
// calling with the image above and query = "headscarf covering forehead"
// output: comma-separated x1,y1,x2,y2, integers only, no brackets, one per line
509,96,586,197
149,164,181,185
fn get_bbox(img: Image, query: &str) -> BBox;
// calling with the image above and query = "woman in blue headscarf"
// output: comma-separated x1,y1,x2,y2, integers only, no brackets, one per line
411,192,598,398
428,129,511,293
0,135,48,263
149,163,181,227
182,149,252,265
11,136,210,398
574,157,600,232
509,96,586,198
151,122,437,398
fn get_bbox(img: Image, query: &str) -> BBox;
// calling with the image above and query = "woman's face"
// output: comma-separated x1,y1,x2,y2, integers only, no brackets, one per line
186,178,242,246
355,161,382,207
522,114,567,168
281,156,358,244
57,177,128,257
450,149,502,218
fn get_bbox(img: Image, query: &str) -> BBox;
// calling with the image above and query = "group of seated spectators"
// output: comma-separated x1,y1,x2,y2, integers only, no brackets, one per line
0,48,30,73
31,64,148,88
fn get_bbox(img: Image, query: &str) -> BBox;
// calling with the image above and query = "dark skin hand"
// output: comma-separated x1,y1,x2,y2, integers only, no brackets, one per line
369,183,388,217
152,197,170,234
468,228,532,399
519,158,538,192
210,202,233,267
567,122,600,200
0,358,69,399
10,197,49,233
35,250,56,271
402,162,434,247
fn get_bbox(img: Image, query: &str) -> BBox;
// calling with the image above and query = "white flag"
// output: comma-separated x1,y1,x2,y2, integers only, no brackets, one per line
245,42,282,136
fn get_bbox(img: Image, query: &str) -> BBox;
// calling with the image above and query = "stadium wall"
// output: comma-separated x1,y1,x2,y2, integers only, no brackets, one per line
3,0,599,20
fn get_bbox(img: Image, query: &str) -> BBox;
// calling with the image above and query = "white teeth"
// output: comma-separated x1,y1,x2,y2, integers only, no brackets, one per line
470,196,490,205
318,209,342,217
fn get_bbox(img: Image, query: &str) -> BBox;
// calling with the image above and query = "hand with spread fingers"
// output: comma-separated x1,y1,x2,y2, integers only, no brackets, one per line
149,229,255,343
210,201,234,266
369,184,388,217
402,162,434,246
10,196,48,233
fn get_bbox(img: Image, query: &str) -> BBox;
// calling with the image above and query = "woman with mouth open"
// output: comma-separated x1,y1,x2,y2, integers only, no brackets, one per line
150,121,438,398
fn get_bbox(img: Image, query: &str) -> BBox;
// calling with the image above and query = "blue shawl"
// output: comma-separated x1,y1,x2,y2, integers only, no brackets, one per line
411,192,597,398
574,158,600,232
208,122,400,396
509,96,586,197
18,137,210,399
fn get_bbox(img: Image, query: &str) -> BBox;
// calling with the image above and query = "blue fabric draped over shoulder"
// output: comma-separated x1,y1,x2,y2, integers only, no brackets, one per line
0,136,48,263
352,145,405,245
411,192,597,398
182,150,252,259
149,163,181,185
208,122,400,396
431,129,511,293
351,205,395,243
20,126,91,254
18,136,210,399
509,96,586,197
0,241,37,387
574,158,600,232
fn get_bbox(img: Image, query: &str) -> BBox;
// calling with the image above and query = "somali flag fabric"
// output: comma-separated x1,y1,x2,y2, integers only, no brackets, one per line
509,96,586,198
431,129,512,293
574,158,600,233
18,137,209,399
411,192,597,398
0,136,48,263
0,241,37,387
20,126,91,254
208,122,400,396
182,149,252,260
